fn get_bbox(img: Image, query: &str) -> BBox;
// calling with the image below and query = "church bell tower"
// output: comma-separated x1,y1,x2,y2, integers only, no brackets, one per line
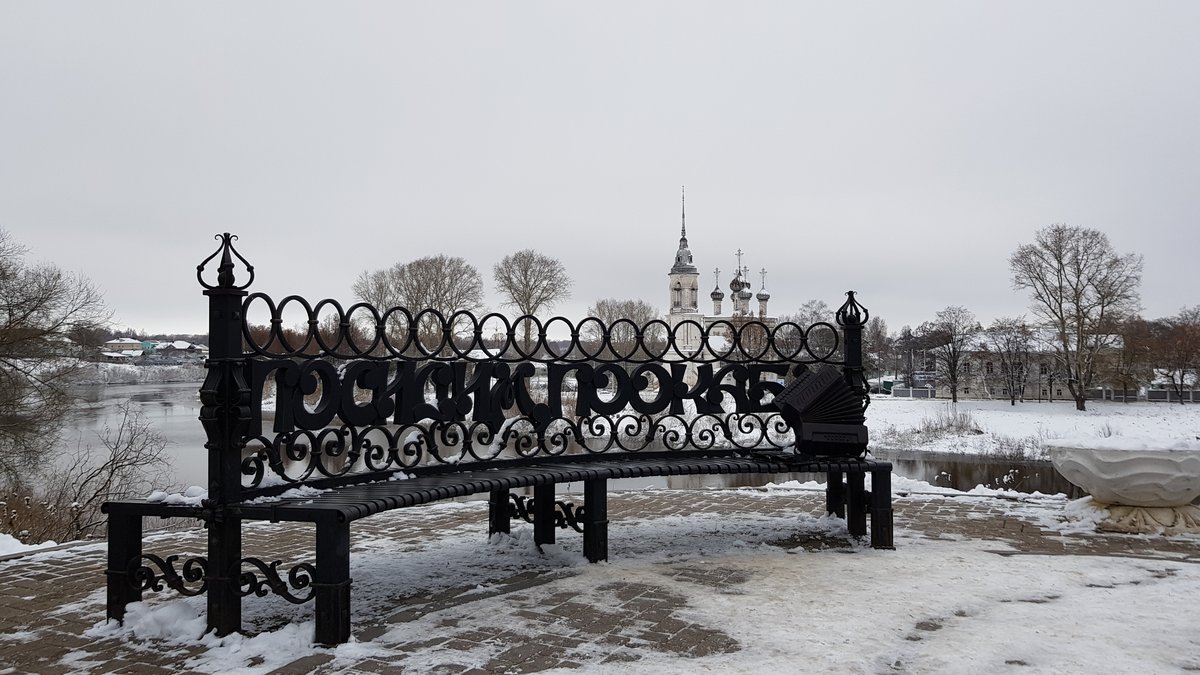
667,187,702,352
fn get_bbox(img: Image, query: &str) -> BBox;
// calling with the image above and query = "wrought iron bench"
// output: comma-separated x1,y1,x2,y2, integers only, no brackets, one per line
103,234,894,645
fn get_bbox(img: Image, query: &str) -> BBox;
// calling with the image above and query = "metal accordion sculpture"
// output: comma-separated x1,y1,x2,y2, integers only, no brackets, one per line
773,366,868,458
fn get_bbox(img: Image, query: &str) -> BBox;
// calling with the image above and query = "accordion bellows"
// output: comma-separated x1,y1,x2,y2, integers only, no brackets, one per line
774,366,868,457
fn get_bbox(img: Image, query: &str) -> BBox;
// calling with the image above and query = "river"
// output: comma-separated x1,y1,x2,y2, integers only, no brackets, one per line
68,382,209,487
63,383,1081,496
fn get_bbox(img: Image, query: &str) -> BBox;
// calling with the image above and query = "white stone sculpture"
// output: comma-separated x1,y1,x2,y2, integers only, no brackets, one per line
1049,438,1200,535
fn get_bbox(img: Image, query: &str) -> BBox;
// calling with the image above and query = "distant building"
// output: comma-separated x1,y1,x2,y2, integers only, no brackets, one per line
154,340,209,361
101,337,144,359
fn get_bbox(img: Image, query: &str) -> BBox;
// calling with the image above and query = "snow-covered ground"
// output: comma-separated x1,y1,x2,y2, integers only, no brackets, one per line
0,533,58,557
67,486,1200,674
868,397,1200,459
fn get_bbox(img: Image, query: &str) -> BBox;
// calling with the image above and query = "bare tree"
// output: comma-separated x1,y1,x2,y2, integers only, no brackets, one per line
985,317,1033,406
353,255,484,349
1151,306,1200,404
0,229,110,483
3,403,170,543
585,299,664,361
726,313,770,363
918,306,981,403
890,325,919,387
493,249,572,353
864,315,890,380
1104,316,1156,403
777,299,837,360
1010,224,1142,411
66,323,112,355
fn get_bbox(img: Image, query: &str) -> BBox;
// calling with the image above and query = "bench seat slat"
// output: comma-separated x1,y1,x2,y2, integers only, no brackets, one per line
106,457,891,526
209,456,889,523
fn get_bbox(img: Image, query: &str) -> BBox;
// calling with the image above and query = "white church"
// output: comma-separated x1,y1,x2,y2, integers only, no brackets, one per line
665,189,777,353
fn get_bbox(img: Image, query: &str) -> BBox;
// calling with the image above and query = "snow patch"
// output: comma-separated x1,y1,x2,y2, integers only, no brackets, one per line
0,533,59,557
145,485,207,506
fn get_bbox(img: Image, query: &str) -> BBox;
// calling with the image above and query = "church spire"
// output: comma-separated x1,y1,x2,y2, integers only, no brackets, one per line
680,185,688,244
670,185,697,274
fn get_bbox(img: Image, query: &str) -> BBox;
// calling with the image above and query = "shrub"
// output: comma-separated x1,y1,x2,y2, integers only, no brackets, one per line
0,402,171,544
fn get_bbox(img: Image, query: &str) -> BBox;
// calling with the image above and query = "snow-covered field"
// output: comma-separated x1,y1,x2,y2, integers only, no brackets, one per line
868,397,1200,459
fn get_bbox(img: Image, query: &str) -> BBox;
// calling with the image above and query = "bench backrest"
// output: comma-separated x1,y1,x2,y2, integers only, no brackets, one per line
198,234,869,502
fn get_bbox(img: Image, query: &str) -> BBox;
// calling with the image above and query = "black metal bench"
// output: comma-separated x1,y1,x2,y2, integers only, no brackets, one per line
103,234,894,645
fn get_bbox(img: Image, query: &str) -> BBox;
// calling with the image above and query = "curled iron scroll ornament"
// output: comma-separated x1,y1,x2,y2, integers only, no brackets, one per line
237,558,317,604
128,554,209,596
123,553,315,604
508,494,587,533
237,410,794,489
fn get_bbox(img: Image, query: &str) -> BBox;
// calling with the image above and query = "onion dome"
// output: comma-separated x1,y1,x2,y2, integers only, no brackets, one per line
756,269,770,301
710,267,724,301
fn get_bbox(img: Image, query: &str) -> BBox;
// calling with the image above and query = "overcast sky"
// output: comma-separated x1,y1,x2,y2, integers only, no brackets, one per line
1,2,1197,336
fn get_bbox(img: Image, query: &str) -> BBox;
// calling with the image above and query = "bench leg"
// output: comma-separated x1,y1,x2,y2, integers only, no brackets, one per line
534,484,556,547
846,472,867,537
825,471,845,517
314,521,352,646
207,513,242,638
583,479,608,563
105,513,143,623
488,488,511,535
870,469,895,549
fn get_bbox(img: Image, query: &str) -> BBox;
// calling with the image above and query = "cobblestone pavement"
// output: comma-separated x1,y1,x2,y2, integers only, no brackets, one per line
1,488,1197,674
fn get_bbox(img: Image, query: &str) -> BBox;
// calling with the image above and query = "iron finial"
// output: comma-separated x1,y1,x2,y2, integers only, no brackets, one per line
197,233,255,291
835,291,869,327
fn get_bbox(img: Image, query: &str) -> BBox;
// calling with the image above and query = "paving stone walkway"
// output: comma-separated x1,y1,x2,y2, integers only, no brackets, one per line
0,488,1196,674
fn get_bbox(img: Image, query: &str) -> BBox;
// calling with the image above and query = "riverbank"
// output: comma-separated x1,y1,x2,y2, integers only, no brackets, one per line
73,361,205,385
869,396,1200,460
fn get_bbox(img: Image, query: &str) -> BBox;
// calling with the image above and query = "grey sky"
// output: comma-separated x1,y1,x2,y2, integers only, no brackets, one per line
2,2,1197,336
